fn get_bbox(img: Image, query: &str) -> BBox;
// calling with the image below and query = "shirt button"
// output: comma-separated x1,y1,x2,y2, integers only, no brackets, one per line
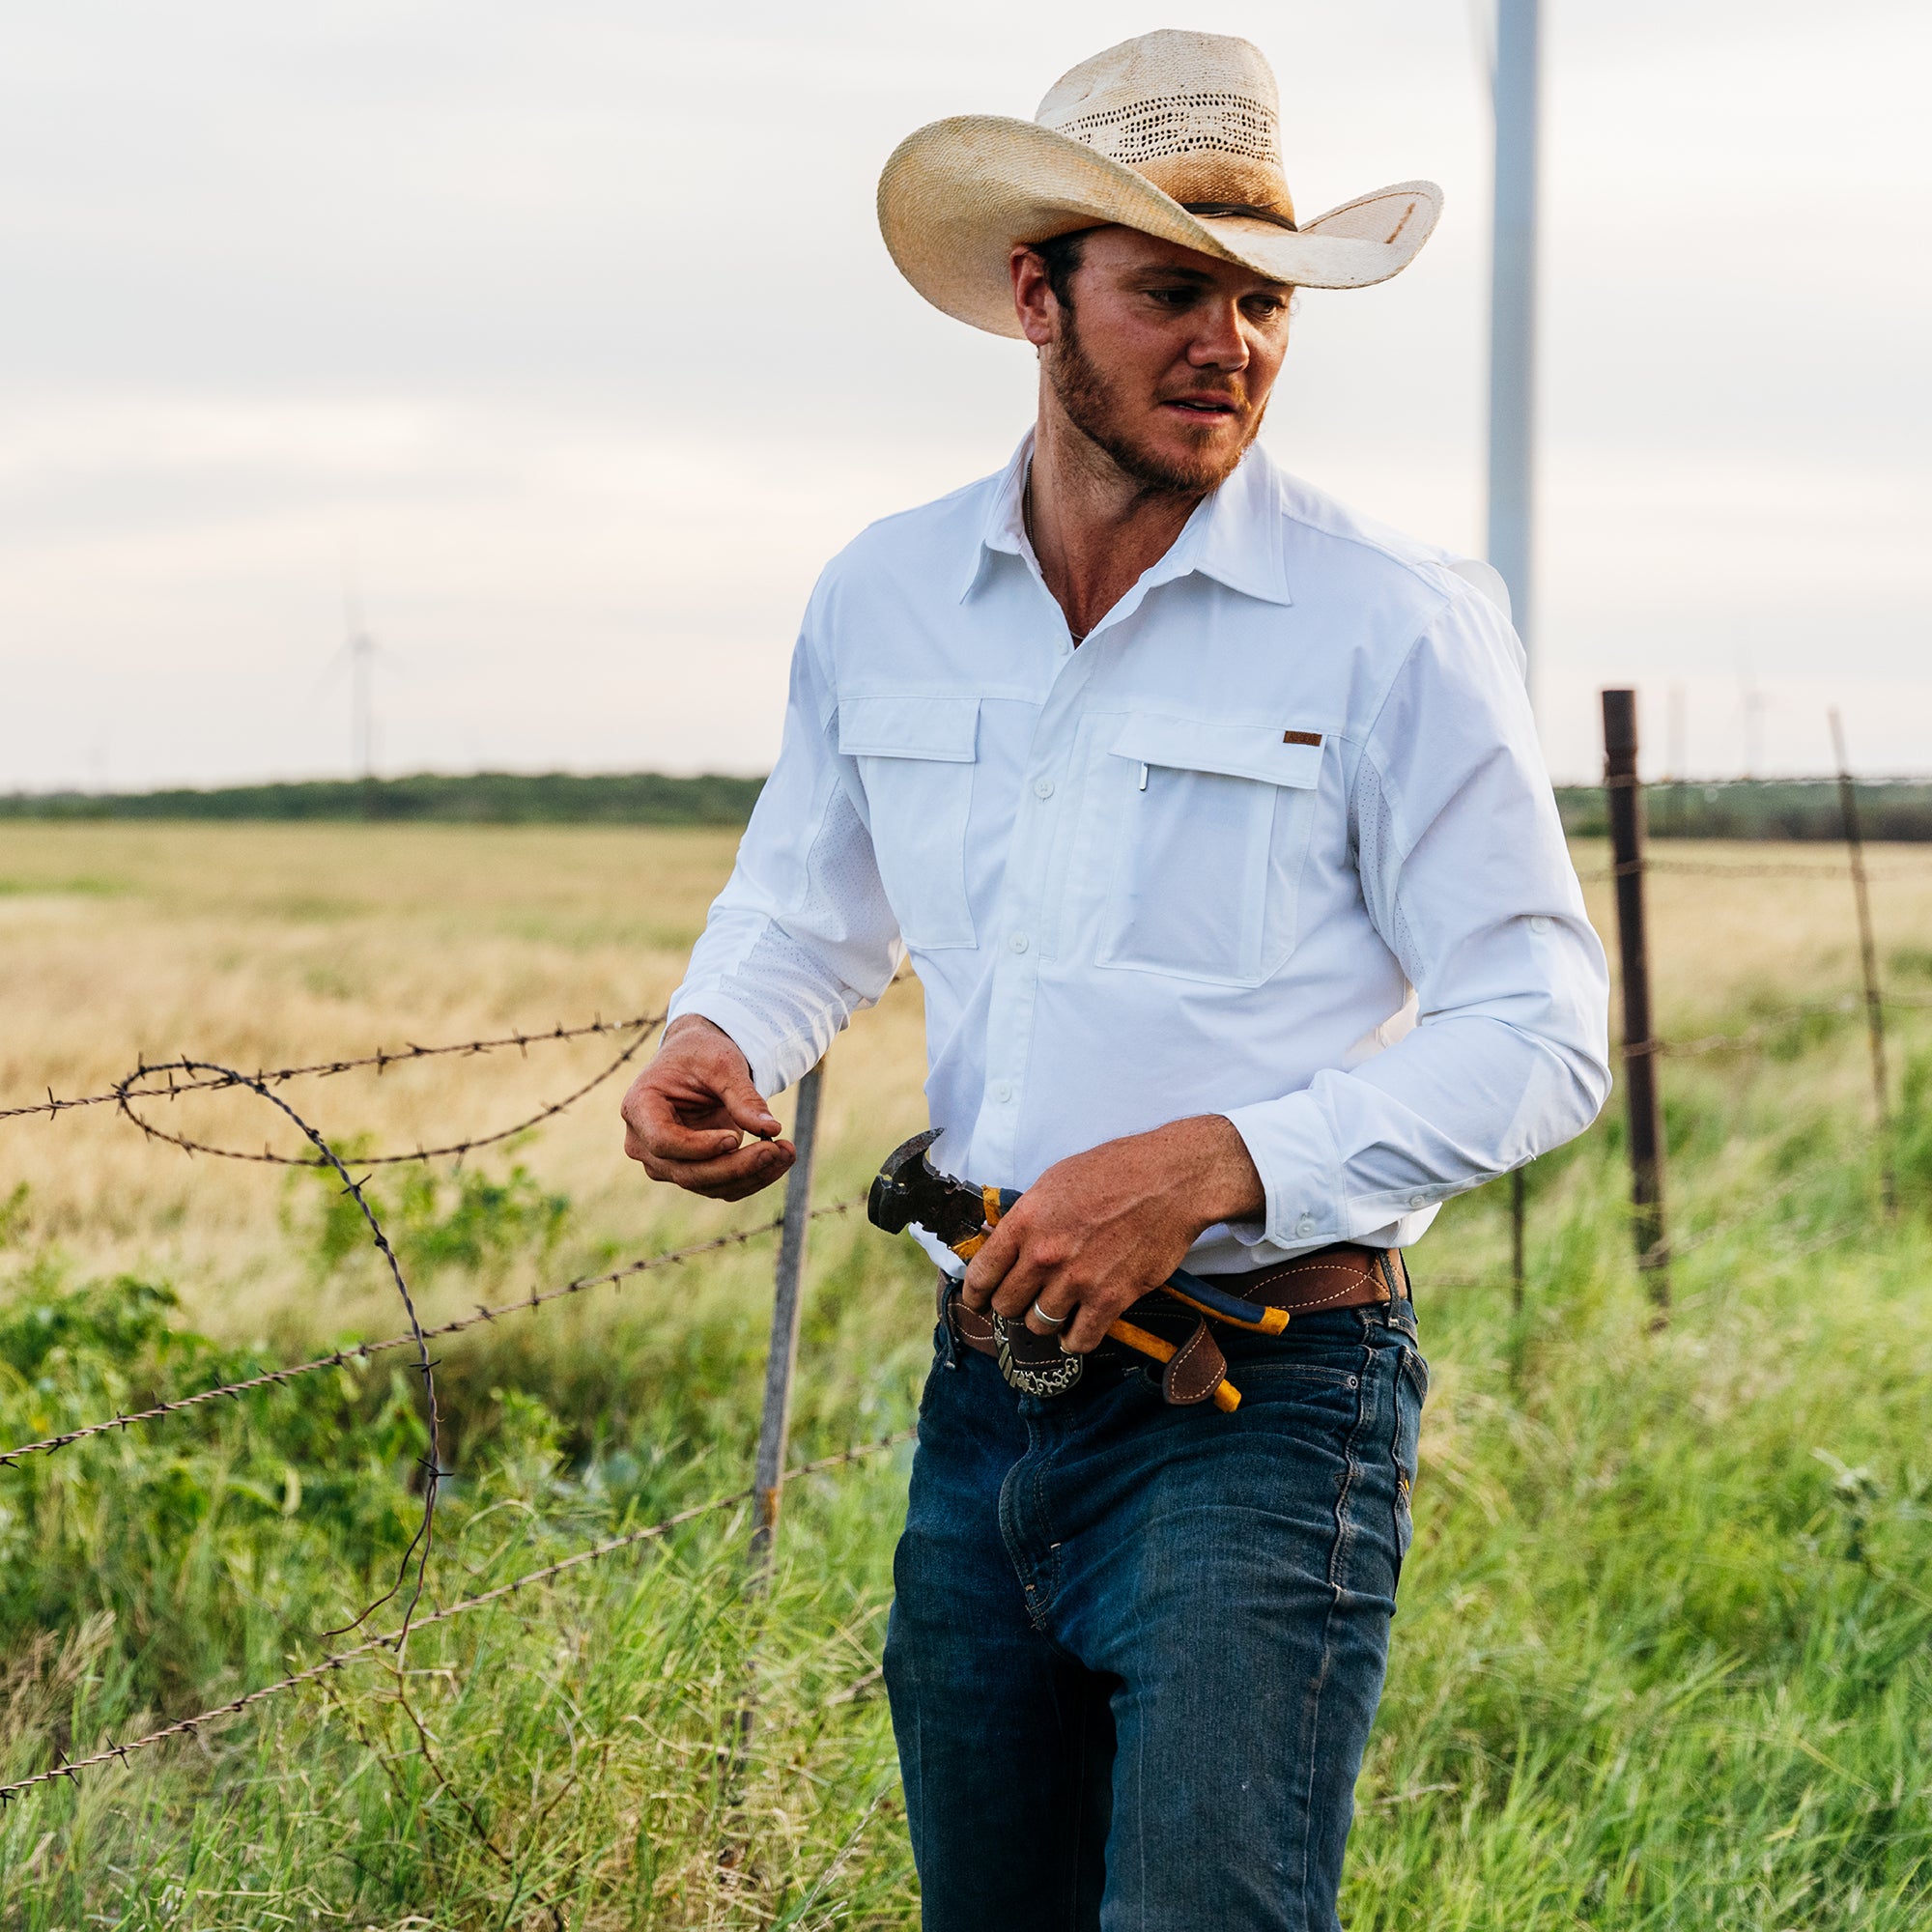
1034,779,1055,800
1529,914,1553,934
1294,1214,1317,1237
991,1081,1013,1103
1009,931,1030,953
1407,1193,1428,1210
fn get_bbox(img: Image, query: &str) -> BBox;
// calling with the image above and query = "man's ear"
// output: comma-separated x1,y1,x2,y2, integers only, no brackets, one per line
1009,245,1057,349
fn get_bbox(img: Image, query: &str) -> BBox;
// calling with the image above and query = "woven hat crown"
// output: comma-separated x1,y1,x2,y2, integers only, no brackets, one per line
1033,30,1294,227
874,28,1442,334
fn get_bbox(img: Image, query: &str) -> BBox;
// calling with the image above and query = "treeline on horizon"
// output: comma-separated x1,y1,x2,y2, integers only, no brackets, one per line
4,770,1932,839
0,771,766,826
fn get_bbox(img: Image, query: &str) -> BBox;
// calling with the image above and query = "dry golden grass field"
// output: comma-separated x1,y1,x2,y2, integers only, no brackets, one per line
0,823,934,1348
1,820,1929,1928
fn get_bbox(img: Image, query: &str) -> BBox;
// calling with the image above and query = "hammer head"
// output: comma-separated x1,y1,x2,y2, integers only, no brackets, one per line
867,1128,990,1249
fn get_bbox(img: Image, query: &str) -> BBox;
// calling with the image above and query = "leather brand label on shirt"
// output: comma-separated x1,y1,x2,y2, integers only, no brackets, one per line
1282,729,1323,747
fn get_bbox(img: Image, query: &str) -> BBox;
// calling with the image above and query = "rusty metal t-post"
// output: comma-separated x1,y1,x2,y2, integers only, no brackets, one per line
1602,690,1670,1308
746,1060,823,1588
1829,710,1895,1213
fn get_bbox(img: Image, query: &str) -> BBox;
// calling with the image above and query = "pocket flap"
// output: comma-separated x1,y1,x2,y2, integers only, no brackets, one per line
838,695,980,763
1109,714,1322,788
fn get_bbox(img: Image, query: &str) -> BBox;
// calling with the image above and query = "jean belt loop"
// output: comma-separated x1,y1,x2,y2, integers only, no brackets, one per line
1380,1251,1421,1338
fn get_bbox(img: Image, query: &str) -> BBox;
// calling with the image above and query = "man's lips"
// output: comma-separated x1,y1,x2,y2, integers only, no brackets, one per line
1161,396,1242,418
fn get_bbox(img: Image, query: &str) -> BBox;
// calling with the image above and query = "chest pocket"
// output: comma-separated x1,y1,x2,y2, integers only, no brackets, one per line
1096,715,1322,986
839,695,980,951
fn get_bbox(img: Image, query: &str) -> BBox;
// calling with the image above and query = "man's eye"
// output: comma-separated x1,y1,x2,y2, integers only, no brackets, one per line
1148,288,1194,307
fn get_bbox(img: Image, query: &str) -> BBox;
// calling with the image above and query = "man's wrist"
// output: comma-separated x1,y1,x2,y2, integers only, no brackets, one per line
662,1012,736,1055
663,1012,720,1040
1167,1113,1266,1238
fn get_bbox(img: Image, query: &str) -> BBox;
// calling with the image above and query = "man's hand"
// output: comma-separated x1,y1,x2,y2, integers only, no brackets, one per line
959,1115,1264,1354
620,1015,795,1201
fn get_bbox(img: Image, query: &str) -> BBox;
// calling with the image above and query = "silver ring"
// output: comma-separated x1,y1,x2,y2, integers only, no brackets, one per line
1030,1300,1068,1330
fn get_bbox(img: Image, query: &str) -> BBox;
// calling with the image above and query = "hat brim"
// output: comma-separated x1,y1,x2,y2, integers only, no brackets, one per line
878,115,1441,338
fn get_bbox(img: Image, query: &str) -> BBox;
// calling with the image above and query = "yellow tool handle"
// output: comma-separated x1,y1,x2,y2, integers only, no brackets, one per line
1107,1319,1241,1413
1158,1285,1289,1336
947,1185,1010,1265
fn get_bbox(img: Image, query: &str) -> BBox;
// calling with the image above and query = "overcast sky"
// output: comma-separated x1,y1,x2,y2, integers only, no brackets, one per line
2,0,1927,788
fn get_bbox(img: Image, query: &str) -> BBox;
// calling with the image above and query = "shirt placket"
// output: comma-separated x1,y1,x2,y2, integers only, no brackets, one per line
969,548,1193,1182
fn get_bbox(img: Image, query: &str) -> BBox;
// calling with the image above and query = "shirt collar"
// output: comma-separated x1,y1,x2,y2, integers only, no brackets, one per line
959,432,1293,610
956,434,1036,602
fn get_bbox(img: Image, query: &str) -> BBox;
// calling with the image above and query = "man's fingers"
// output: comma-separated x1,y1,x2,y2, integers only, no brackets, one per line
960,1214,1021,1308
1024,1287,1079,1338
642,1138,795,1194
623,1083,745,1163
682,1161,796,1203
1062,1301,1117,1355
987,1245,1048,1321
718,1072,783,1141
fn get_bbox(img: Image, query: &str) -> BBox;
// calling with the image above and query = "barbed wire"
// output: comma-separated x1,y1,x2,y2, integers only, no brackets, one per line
1586,773,1932,789
1654,856,1932,881
1577,856,1932,886
0,1429,915,1806
1651,1160,1842,1264
0,1199,866,1469
113,1018,663,1168
1654,997,1861,1057
0,1010,665,1132
1610,989,1931,1062
109,1062,444,1650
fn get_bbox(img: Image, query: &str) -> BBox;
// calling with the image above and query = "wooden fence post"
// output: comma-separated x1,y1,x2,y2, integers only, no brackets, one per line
1829,710,1895,1214
747,1059,824,1587
1602,690,1670,1309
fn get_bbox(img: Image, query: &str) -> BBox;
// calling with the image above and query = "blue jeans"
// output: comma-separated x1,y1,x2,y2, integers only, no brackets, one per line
883,1285,1427,1932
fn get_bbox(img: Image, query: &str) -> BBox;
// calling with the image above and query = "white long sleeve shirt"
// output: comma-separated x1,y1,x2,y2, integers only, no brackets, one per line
668,436,1611,1276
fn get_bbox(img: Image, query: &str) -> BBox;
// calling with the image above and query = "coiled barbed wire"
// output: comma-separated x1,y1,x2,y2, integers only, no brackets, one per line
0,1010,665,1137
100,1061,445,1648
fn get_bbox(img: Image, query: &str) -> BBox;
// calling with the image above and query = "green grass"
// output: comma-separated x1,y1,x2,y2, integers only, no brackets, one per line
0,1028,1929,1927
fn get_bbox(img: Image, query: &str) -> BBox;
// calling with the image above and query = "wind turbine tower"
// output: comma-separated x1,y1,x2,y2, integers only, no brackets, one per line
342,582,378,781
1487,0,1541,694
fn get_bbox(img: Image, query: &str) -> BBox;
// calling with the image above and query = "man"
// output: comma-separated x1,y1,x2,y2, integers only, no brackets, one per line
622,29,1609,1931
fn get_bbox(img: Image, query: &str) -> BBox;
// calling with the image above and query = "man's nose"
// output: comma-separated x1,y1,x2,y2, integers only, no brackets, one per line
1187,300,1251,370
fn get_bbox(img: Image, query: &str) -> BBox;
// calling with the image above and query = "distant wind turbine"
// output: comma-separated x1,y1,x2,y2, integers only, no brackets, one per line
311,566,386,781
344,577,376,781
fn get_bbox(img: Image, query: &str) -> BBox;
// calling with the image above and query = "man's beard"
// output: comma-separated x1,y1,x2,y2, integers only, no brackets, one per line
1043,312,1266,496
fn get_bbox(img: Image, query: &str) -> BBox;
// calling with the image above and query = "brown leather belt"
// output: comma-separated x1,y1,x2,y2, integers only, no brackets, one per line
942,1242,1406,1406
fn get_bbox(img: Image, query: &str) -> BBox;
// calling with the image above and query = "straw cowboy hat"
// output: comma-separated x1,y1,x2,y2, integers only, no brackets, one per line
878,29,1441,337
